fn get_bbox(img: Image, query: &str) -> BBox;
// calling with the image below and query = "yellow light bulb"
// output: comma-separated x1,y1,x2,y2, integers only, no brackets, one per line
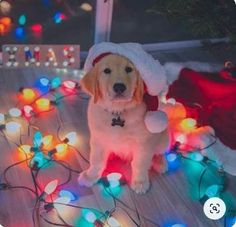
55,143,68,154
36,98,50,111
42,135,53,149
22,88,36,103
180,118,197,132
18,145,31,154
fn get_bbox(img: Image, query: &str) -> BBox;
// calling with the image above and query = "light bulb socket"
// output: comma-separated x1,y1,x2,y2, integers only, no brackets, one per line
39,192,46,201
18,87,24,93
171,141,181,153
63,138,69,144
50,87,56,92
75,82,79,88
30,147,39,153
199,194,209,204
50,100,58,105
94,220,103,227
104,210,110,217
98,177,110,187
202,156,209,163
48,149,57,157
0,124,6,131
99,177,125,188
0,183,9,190
44,203,54,212
31,161,39,171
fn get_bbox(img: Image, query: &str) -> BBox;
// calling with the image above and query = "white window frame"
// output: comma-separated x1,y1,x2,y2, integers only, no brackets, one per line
94,0,114,43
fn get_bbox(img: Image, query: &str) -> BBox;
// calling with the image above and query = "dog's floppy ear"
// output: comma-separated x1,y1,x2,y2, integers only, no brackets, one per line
80,65,100,103
134,71,144,103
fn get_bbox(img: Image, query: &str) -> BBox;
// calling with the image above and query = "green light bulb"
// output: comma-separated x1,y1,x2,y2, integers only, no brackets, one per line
51,77,62,89
19,14,26,26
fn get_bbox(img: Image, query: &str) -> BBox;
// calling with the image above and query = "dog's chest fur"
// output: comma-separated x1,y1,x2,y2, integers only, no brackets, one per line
87,101,155,159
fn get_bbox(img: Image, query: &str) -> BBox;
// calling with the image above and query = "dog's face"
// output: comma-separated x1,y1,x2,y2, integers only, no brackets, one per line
81,54,144,108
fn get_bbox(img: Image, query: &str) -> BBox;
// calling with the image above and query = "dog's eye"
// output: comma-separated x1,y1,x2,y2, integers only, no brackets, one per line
103,68,111,74
125,66,133,73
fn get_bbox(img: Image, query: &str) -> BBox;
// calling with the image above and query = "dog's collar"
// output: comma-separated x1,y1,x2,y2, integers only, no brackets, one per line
103,108,126,115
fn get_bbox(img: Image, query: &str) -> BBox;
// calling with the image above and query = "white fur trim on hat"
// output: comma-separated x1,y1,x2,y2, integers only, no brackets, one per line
144,110,168,133
163,61,222,86
84,42,167,96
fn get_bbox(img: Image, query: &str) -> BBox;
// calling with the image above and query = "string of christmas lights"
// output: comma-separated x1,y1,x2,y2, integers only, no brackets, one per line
0,76,160,227
0,1,93,39
0,75,235,227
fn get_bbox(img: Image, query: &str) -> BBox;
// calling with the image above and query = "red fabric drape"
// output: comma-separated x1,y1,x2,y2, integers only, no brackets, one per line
167,68,236,150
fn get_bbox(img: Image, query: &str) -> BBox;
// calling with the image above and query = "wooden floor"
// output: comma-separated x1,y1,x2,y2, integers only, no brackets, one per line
0,48,236,227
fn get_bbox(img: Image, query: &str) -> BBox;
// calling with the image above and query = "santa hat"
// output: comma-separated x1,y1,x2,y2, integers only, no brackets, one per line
84,42,168,133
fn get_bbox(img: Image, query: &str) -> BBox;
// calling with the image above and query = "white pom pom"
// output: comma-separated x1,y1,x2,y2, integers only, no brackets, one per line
144,111,168,133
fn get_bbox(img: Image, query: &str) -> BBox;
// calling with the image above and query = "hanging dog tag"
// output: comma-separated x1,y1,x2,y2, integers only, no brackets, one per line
111,116,125,127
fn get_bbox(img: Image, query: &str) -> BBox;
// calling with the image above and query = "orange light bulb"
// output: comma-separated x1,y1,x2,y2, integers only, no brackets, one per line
0,17,12,26
55,143,68,155
18,145,31,154
0,23,5,33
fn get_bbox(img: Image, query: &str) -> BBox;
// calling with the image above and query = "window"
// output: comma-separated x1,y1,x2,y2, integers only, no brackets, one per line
0,0,95,50
111,0,197,44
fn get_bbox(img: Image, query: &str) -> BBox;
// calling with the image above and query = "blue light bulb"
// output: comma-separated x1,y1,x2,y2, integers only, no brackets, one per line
59,189,77,201
54,12,62,24
35,77,50,94
33,131,43,148
40,78,50,86
15,27,24,40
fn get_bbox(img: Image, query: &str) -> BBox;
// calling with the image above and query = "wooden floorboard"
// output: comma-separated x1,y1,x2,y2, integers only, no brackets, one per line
0,48,235,227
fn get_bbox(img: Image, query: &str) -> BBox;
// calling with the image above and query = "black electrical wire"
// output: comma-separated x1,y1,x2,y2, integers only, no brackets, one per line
54,109,90,164
40,214,73,227
1,80,232,227
53,159,81,174
104,185,160,227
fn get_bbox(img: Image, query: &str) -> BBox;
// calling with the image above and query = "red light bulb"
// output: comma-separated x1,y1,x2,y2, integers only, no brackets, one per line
31,24,42,33
62,80,78,90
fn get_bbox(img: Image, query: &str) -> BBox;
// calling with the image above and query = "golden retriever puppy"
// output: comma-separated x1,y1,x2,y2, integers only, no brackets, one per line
78,54,169,194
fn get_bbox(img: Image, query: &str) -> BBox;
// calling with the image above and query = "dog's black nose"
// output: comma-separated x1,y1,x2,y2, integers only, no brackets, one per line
113,83,126,94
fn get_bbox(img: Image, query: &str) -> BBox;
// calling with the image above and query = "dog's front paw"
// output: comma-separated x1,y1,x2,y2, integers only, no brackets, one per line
78,171,99,187
131,177,150,194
